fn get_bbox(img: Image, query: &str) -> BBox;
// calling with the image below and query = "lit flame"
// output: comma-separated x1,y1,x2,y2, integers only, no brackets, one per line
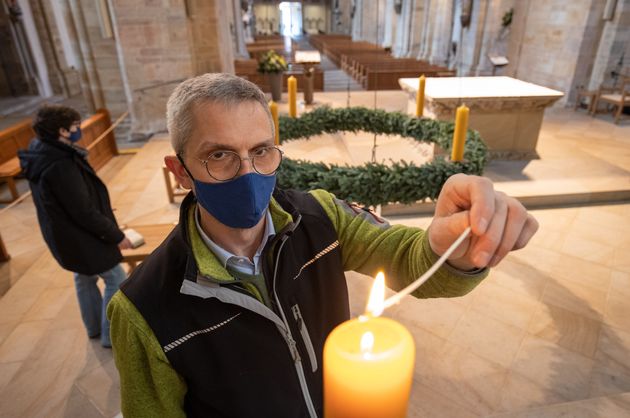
360,331,374,355
365,272,385,317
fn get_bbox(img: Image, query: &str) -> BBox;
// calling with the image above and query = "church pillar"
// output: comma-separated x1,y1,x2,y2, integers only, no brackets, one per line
588,0,630,90
428,0,455,66
382,0,395,47
232,0,249,58
458,0,491,75
351,0,363,40
416,0,434,60
392,0,414,57
407,0,425,58
106,0,234,138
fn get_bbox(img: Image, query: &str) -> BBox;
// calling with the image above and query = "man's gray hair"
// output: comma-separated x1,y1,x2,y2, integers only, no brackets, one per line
166,73,273,155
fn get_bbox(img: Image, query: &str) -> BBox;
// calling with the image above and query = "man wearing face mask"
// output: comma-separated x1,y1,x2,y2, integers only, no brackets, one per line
18,104,132,348
107,74,538,418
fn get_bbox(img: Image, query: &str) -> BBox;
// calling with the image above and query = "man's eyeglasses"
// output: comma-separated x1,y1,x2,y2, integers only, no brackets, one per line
193,146,283,182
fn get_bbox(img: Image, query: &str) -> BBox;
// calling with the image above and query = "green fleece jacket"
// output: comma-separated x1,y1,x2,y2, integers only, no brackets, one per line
107,189,487,417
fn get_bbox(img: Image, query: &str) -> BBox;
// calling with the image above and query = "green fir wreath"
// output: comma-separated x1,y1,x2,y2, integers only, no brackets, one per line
275,106,488,207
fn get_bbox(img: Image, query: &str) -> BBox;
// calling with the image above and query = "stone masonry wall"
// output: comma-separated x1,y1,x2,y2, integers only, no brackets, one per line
108,0,194,136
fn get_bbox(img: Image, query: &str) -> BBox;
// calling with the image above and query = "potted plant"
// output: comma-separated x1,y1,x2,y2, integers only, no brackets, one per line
257,50,288,101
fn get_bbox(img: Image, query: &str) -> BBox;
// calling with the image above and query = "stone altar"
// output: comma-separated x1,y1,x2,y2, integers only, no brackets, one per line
399,76,564,159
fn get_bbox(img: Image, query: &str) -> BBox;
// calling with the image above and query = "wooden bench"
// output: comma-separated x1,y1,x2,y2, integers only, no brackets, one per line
364,68,455,90
121,223,176,272
308,34,352,52
80,108,120,170
0,109,119,203
0,119,34,202
0,158,21,203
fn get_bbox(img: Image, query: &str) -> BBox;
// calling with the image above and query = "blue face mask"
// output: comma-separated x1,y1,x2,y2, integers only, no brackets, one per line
68,127,82,143
193,172,276,229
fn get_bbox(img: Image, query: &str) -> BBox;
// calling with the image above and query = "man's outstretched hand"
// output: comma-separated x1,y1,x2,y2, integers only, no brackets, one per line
428,174,539,271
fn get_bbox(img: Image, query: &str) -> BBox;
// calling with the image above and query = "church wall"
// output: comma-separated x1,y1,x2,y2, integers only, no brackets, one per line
107,0,194,136
408,0,425,58
253,4,280,34
352,0,387,44
69,0,127,115
26,0,66,95
187,0,235,75
333,0,352,34
304,4,326,34
589,0,630,90
505,0,598,104
473,0,515,75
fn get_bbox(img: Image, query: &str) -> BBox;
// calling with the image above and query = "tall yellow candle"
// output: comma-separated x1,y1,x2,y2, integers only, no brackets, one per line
451,103,469,161
269,100,279,145
324,273,415,418
288,75,297,118
415,75,426,117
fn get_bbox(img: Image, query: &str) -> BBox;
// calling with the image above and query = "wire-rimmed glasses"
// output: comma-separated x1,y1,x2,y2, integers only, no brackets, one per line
194,145,283,182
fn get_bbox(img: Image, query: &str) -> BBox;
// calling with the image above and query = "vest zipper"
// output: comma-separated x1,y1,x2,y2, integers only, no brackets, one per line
291,304,318,373
272,236,319,418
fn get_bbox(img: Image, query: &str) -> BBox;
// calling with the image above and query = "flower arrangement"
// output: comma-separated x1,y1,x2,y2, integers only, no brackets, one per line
257,50,288,74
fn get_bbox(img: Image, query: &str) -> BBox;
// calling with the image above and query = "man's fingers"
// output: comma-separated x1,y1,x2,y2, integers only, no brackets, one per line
471,193,507,267
438,174,495,235
488,197,528,267
428,210,472,259
433,174,540,269
468,177,496,235
513,214,539,251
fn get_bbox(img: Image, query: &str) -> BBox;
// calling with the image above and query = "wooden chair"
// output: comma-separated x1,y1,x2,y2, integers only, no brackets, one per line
573,86,598,113
162,166,187,203
591,75,630,124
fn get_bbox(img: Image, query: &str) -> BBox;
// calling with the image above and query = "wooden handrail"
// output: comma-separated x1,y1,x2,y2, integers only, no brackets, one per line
0,190,31,213
86,111,129,151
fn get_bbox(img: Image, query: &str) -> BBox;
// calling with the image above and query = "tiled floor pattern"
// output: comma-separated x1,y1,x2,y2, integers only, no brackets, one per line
0,99,629,417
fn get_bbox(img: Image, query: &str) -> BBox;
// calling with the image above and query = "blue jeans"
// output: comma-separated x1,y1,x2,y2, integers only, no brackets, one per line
73,264,126,347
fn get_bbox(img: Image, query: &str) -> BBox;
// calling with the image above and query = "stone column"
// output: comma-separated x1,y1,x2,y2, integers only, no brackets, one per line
392,0,414,57
503,0,605,105
407,0,425,58
351,0,363,40
106,0,194,137
188,0,235,74
382,0,395,47
588,0,630,90
416,0,433,60
67,0,105,111
458,0,491,75
106,0,234,137
428,0,454,66
334,0,352,34
232,0,249,58
472,0,517,76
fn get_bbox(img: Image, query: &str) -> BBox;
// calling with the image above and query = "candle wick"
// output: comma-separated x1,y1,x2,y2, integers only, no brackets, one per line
382,227,471,310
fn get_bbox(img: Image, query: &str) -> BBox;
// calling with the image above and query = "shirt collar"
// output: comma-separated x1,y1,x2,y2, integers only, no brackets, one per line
194,207,275,269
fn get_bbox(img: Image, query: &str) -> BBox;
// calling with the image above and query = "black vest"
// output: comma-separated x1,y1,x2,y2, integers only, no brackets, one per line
121,189,350,417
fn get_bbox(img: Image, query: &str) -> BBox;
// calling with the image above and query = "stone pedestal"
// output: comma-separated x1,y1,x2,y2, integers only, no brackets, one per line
399,76,564,159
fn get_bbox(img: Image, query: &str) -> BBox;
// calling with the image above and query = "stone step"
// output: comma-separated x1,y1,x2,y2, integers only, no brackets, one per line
382,177,630,216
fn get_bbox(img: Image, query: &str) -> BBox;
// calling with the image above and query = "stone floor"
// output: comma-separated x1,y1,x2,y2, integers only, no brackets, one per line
0,93,629,417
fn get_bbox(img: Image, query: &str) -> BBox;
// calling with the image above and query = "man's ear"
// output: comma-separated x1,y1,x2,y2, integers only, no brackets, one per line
164,155,193,190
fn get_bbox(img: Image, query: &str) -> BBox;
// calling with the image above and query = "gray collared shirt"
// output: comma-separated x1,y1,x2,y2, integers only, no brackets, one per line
194,207,275,275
